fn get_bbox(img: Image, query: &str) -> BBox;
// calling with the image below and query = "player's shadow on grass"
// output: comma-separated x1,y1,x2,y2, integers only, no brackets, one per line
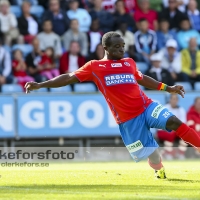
167,178,200,183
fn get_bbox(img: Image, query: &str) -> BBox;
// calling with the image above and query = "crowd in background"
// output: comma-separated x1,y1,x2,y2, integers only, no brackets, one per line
0,0,199,158
0,0,200,89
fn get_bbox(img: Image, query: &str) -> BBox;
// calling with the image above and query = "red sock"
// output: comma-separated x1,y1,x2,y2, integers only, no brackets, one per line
175,123,200,148
148,158,163,170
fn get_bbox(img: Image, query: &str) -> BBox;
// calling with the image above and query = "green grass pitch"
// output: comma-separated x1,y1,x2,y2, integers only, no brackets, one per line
0,161,200,200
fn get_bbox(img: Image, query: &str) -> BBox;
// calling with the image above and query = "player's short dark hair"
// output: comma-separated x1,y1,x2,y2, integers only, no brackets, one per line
102,32,121,47
138,18,148,23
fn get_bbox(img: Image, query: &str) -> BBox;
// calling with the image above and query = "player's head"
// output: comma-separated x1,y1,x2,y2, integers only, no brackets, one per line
102,32,125,60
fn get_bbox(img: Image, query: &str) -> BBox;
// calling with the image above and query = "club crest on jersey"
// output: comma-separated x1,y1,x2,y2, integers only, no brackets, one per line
124,62,130,67
104,74,136,86
111,63,122,67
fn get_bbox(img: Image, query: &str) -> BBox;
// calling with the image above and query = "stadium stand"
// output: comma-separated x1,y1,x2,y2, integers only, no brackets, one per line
32,87,48,92
10,5,21,17
30,5,44,19
175,82,193,91
1,0,200,161
2,84,23,93
12,44,33,57
50,85,72,92
194,82,200,91
74,83,96,92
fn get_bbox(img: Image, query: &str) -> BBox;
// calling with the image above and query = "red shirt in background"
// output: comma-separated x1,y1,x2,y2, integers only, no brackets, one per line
38,54,53,66
74,58,152,124
187,106,200,134
124,0,138,14
134,9,158,30
12,60,27,77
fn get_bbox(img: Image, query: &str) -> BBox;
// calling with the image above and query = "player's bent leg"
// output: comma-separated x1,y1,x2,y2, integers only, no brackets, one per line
148,149,166,179
166,116,200,150
148,149,162,167
119,112,159,163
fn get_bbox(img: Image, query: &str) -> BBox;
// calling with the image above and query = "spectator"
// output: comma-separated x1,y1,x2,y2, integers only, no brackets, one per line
42,0,70,36
145,53,175,86
38,0,84,10
59,41,85,74
116,22,134,58
113,0,136,31
187,0,200,32
0,0,22,46
12,49,34,88
62,19,88,57
177,17,200,49
187,97,200,134
18,1,39,44
38,47,60,80
88,19,103,54
0,39,13,89
123,0,139,15
162,0,189,12
37,20,62,57
134,0,158,31
101,0,117,13
159,39,182,82
87,43,105,61
67,0,92,32
157,94,187,160
156,19,178,50
159,0,187,30
135,18,157,64
181,38,200,85
89,0,114,33
25,37,44,82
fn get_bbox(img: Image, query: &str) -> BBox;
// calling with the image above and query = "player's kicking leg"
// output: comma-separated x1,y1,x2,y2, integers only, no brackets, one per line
148,149,166,179
166,116,200,151
146,102,200,179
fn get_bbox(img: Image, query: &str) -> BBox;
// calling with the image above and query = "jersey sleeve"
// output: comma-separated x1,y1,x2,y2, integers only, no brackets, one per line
131,59,143,80
74,61,93,82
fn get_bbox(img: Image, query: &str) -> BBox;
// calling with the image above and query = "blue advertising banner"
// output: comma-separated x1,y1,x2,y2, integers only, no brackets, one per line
17,94,120,137
0,96,15,138
1,91,196,139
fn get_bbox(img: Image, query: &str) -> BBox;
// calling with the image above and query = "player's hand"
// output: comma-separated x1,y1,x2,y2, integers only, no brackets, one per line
166,85,185,98
25,82,41,94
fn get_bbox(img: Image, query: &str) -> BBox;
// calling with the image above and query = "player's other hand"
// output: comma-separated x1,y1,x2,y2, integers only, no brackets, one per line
166,85,185,98
25,82,40,94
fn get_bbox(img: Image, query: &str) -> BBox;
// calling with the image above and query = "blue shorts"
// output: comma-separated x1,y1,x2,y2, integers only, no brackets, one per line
119,102,174,162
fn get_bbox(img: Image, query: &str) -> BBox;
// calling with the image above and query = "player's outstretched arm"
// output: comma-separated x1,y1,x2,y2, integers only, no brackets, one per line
25,73,79,93
137,75,185,98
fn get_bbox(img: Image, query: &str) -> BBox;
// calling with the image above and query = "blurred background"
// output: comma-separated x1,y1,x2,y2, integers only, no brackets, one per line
0,0,200,160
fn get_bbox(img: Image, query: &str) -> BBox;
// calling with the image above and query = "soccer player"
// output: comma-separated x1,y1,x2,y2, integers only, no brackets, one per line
25,32,200,179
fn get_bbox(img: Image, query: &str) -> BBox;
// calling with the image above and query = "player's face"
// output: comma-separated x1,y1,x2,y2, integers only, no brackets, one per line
106,37,125,60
